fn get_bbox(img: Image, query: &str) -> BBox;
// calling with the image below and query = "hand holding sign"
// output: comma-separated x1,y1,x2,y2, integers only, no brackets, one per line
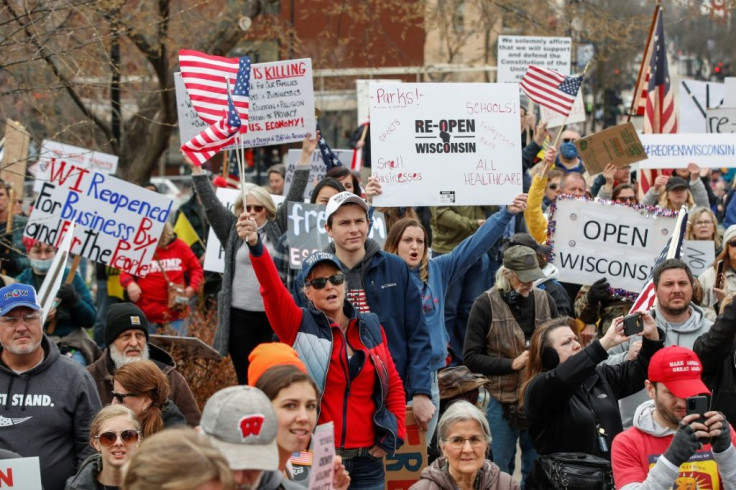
507,193,528,215
299,133,320,165
364,176,382,204
543,146,556,174
534,121,549,147
687,162,701,182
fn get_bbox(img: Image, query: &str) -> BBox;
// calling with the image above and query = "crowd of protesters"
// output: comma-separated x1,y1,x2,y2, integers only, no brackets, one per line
4,115,736,490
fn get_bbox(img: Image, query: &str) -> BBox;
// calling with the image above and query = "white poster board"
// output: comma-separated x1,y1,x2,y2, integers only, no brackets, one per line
638,133,736,168
682,240,715,278
176,58,316,148
706,107,736,133
25,162,172,276
551,198,676,292
33,140,118,193
678,80,724,133
497,36,572,83
283,149,353,201
725,77,736,108
541,91,586,128
0,457,42,489
369,83,523,206
356,79,400,126
308,422,335,490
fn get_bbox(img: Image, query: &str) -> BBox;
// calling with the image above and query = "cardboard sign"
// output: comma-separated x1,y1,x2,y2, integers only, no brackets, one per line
706,107,736,133
283,149,353,201
286,202,386,269
682,240,715,278
24,161,172,276
176,58,316,149
0,457,43,489
638,133,736,169
32,140,118,193
550,197,676,292
308,422,335,490
369,83,523,206
0,120,30,196
574,123,646,174
679,80,724,133
497,36,572,83
541,91,586,128
385,407,427,489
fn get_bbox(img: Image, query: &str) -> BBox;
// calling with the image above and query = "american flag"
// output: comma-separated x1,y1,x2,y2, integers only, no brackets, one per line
180,93,242,166
178,50,250,126
232,56,251,133
629,206,688,313
317,124,343,170
289,450,312,466
520,65,583,117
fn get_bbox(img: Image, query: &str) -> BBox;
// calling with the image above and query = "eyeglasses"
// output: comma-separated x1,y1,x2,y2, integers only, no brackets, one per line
444,435,486,449
547,183,558,190
617,196,637,202
562,138,577,143
305,273,345,290
96,429,141,447
694,220,713,226
246,205,264,213
111,391,140,403
0,313,41,327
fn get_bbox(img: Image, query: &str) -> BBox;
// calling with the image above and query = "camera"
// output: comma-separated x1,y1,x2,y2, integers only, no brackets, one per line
622,313,644,336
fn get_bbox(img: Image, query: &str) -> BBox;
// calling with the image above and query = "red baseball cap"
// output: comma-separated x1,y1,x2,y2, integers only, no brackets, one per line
648,346,711,399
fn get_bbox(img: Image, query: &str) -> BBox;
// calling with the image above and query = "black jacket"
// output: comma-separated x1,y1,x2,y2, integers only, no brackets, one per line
65,454,102,490
693,300,736,426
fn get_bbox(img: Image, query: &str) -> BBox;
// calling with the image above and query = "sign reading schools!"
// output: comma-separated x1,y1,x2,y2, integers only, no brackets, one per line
551,197,676,292
24,160,172,277
369,83,523,207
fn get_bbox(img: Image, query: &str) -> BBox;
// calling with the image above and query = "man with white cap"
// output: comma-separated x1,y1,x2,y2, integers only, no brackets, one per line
198,385,301,490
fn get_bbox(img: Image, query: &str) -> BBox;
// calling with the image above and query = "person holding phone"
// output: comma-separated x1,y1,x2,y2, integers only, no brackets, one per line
612,346,736,489
699,225,736,322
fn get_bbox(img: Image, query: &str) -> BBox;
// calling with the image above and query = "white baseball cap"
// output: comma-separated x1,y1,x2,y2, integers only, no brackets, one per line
325,191,369,222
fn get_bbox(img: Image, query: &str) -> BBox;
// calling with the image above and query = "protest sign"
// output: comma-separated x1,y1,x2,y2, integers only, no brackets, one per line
176,58,316,149
540,91,586,128
0,120,30,196
24,160,172,276
286,202,386,269
497,36,572,83
283,149,353,201
682,240,715,278
0,457,42,489
638,133,736,169
369,83,523,206
574,123,646,174
308,422,335,490
32,140,118,193
679,80,724,133
357,79,400,126
37,222,74,323
550,197,676,292
706,107,736,133
385,408,427,489
725,78,736,107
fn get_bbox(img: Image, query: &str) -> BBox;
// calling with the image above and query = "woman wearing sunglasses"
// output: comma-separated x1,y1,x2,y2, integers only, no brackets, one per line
699,224,736,321
112,359,186,437
238,213,406,490
65,405,141,490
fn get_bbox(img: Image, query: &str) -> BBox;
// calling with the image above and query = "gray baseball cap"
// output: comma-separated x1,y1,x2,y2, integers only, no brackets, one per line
199,386,279,471
503,245,545,283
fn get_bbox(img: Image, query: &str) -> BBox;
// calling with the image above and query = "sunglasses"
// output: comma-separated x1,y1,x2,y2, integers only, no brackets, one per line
562,138,577,143
96,429,140,447
618,196,636,202
246,205,264,213
547,183,558,190
306,273,345,290
111,391,140,403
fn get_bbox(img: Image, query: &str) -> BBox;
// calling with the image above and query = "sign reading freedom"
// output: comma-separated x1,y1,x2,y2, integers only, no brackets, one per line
24,160,172,276
550,198,676,292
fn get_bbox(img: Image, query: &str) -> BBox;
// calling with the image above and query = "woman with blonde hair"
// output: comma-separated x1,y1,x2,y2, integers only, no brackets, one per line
641,163,709,212
687,206,722,255
113,360,186,437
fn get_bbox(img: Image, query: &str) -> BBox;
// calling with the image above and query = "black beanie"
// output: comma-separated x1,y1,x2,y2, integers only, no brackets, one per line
105,303,150,347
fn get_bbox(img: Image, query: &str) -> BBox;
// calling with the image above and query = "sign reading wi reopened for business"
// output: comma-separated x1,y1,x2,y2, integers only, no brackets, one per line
551,198,676,292
497,36,572,83
638,134,736,168
369,83,523,207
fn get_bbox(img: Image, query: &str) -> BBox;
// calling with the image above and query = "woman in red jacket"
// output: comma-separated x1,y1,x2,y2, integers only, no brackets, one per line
120,223,203,335
238,210,406,490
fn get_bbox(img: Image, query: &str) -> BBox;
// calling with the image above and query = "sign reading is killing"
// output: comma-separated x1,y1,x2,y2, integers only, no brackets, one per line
24,160,172,276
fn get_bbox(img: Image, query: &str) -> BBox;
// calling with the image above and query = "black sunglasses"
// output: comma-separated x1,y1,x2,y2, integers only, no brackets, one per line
246,205,264,213
547,183,558,190
111,391,140,403
562,138,577,143
96,429,140,447
306,273,345,290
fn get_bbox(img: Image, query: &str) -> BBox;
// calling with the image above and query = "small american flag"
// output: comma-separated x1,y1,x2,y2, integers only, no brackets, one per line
317,124,343,170
232,56,251,133
180,93,242,166
629,206,688,313
179,50,249,125
520,65,583,117
289,450,312,466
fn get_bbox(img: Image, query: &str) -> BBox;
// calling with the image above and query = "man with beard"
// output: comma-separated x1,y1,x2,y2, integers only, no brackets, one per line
606,259,713,428
87,302,200,425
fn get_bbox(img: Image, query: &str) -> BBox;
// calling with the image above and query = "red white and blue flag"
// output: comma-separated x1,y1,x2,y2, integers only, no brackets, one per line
180,93,242,166
520,65,583,117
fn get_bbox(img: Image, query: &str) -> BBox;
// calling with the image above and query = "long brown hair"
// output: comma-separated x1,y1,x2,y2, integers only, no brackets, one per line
255,364,320,401
384,217,429,282
519,317,578,407
114,360,170,437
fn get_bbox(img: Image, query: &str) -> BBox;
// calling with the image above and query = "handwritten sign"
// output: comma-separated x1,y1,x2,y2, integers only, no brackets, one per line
308,422,335,490
0,457,42,489
638,133,736,168
176,59,316,149
369,82,522,206
286,202,386,269
550,197,676,292
682,240,715,278
283,149,353,201
575,123,646,174
32,140,118,193
497,36,572,83
24,161,172,276
385,407,427,489
679,80,724,133
706,107,736,133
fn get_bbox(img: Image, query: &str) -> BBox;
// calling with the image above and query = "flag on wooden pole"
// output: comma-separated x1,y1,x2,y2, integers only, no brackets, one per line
520,65,583,117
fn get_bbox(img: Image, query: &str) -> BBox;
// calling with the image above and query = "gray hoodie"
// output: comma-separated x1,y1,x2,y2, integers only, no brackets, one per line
606,303,713,427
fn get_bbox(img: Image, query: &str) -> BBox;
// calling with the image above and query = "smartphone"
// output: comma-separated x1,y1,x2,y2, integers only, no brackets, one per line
715,260,725,290
686,395,711,443
622,313,644,336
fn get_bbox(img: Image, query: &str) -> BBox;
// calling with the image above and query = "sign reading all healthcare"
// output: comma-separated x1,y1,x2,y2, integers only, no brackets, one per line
24,160,172,276
551,198,676,292
638,133,736,168
497,36,572,83
369,83,522,207
33,140,118,193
